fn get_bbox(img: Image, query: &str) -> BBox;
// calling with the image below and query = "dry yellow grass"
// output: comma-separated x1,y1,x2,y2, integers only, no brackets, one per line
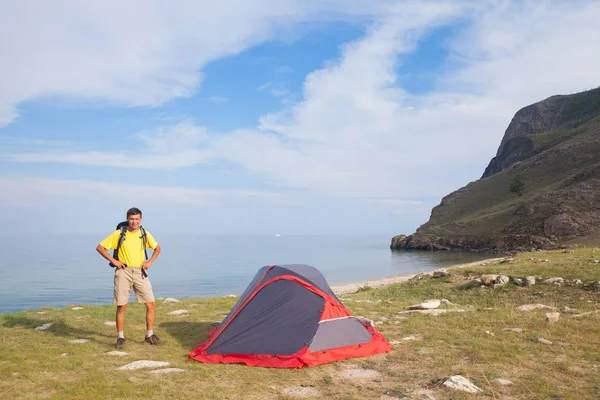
1,247,599,399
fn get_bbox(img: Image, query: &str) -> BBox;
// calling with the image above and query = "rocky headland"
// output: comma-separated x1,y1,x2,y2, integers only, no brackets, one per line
392,87,600,252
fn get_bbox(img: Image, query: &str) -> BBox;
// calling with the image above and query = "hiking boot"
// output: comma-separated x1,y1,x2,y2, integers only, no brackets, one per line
115,337,125,350
144,334,164,345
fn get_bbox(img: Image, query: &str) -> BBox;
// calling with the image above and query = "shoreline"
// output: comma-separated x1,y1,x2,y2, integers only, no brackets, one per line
331,256,505,296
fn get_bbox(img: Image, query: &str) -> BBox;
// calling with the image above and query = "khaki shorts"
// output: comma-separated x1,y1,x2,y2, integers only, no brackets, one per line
113,267,155,305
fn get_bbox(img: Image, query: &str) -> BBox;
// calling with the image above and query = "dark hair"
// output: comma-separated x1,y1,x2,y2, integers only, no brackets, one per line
127,207,142,217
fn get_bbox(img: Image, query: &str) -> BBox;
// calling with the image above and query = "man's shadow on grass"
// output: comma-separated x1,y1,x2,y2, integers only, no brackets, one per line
159,321,215,350
2,315,113,344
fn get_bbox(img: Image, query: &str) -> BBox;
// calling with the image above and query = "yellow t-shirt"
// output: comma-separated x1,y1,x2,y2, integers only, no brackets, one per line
100,228,158,268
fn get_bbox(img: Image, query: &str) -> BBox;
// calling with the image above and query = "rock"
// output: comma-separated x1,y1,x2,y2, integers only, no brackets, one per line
150,368,186,374
493,378,513,386
572,310,600,318
562,306,577,313
440,299,453,305
497,275,510,285
525,276,536,286
69,339,90,344
543,277,564,284
573,279,583,285
35,323,53,331
484,330,495,336
502,328,524,333
71,307,84,310
163,298,180,303
545,312,560,324
538,338,553,345
117,360,170,370
104,321,116,326
544,213,582,237
106,351,128,356
432,270,449,278
398,309,468,316
481,274,499,286
516,304,556,312
389,341,402,345
166,310,188,316
356,317,375,327
513,278,525,286
59,353,68,358
442,375,483,394
401,335,421,341
408,300,441,310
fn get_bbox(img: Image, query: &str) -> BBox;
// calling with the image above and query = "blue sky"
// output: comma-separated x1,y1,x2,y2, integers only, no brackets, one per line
1,1,600,235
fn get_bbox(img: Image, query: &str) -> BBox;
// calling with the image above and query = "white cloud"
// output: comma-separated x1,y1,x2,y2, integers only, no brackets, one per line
0,0,391,127
3,0,600,209
0,177,284,208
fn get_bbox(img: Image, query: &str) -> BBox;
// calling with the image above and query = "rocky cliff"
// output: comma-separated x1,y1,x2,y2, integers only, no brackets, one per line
392,87,600,252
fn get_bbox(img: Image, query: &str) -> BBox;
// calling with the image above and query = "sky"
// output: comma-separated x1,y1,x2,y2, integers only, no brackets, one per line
1,0,600,236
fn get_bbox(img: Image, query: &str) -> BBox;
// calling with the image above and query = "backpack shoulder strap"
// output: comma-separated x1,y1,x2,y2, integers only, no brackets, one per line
140,226,148,260
110,226,127,267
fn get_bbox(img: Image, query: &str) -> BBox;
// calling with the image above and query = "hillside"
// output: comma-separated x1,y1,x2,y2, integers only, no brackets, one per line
392,87,600,251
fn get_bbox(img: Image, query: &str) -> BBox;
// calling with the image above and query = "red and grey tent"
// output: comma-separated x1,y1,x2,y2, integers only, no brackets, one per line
189,264,391,368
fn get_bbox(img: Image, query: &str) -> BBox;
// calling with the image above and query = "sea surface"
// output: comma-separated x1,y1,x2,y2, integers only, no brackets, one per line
0,234,495,314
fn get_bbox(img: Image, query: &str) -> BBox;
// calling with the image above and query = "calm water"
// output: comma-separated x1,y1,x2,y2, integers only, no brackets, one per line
0,234,494,314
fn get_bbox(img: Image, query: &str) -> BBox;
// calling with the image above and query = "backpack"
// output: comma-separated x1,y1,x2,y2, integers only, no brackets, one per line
109,221,149,278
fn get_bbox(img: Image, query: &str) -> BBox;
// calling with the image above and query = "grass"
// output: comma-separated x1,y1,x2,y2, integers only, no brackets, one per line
1,248,599,399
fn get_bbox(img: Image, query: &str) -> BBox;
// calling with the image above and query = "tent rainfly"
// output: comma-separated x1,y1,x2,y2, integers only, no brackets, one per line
189,264,391,368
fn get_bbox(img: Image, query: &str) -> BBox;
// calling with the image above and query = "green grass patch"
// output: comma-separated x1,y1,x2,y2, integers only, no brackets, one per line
0,249,598,399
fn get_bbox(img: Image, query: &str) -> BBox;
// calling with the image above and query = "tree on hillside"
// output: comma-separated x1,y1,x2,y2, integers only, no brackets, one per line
509,174,525,196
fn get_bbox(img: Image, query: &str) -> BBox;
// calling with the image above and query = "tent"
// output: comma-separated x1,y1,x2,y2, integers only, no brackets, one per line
189,264,391,368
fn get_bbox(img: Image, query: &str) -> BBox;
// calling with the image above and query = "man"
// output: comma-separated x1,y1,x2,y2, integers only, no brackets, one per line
96,207,164,349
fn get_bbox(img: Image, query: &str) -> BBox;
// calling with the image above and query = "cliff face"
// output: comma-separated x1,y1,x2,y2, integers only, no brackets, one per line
392,87,600,252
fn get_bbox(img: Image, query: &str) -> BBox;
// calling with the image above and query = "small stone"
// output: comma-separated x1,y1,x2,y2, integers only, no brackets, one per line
443,375,483,393
497,275,510,285
389,341,402,345
538,338,553,345
543,277,564,284
104,321,117,326
150,368,186,374
35,323,53,331
513,278,525,286
163,298,181,303
59,353,68,358
69,339,90,344
440,299,452,305
106,351,128,356
481,274,499,286
375,321,384,325
408,300,441,310
493,378,513,385
502,328,524,333
432,270,449,278
525,276,536,286
401,335,420,341
484,330,495,336
71,307,84,310
516,304,556,312
545,312,560,324
118,360,170,370
167,310,188,316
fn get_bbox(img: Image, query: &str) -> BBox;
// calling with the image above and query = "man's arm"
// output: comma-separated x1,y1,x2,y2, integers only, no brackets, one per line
141,245,161,270
96,244,126,269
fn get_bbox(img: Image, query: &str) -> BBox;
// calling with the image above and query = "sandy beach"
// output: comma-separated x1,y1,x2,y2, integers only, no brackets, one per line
331,256,505,295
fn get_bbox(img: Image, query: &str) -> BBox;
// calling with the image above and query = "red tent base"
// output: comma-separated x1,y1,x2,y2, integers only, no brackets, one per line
189,325,391,369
